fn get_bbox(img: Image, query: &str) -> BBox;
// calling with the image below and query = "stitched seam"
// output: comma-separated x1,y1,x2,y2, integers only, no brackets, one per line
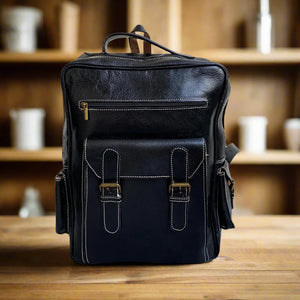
103,203,120,234
85,138,205,179
101,148,121,234
61,173,70,233
120,175,169,179
102,148,120,184
84,163,90,264
170,147,189,231
81,151,86,264
170,202,187,232
170,197,190,202
188,141,205,178
203,141,208,261
84,139,101,179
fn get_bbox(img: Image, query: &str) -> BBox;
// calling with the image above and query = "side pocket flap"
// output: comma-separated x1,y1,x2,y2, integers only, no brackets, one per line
55,171,69,234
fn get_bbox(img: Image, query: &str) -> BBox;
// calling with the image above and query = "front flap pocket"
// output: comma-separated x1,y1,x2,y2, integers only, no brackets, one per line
82,137,208,263
84,138,205,179
55,170,69,234
217,162,235,229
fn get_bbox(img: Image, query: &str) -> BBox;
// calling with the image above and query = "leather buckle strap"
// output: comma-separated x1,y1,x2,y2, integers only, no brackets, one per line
169,147,190,231
100,149,121,234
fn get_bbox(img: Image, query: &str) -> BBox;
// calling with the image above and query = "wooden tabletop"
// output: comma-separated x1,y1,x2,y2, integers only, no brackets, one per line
0,216,299,300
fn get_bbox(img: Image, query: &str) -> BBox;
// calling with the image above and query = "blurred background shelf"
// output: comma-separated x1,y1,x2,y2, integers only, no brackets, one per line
0,148,299,165
190,48,300,65
232,150,300,165
0,0,299,215
0,147,62,161
0,48,300,65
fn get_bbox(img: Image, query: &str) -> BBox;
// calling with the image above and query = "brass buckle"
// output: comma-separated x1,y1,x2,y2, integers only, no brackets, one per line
168,182,191,193
99,183,122,193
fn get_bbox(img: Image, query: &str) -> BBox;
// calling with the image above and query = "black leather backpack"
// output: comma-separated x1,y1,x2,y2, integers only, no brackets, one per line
55,25,238,265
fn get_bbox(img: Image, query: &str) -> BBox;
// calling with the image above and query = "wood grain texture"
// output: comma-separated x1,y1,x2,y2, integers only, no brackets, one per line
1,48,300,64
127,0,182,52
0,216,299,299
1,148,300,164
182,0,300,50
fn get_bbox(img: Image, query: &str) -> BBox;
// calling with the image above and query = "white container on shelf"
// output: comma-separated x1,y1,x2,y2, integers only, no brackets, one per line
238,116,268,153
10,108,45,150
1,6,42,52
284,118,300,151
19,186,45,218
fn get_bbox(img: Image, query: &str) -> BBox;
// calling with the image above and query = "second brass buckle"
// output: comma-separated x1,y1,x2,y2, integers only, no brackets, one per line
99,182,122,194
168,182,191,193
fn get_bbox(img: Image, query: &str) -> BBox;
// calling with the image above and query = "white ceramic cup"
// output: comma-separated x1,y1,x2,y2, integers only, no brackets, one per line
10,108,45,150
284,118,300,151
1,6,42,52
238,116,268,153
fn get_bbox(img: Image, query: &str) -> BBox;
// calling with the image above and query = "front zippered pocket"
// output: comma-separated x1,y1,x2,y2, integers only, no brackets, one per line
79,98,208,121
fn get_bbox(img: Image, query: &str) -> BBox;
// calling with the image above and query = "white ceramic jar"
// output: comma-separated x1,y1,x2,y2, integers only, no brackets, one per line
1,6,42,52
238,116,268,153
10,108,45,150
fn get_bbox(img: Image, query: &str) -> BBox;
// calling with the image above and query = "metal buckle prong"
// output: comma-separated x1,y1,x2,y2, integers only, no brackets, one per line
169,182,191,193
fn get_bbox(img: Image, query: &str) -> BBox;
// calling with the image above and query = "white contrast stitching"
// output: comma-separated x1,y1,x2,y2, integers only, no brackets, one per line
81,151,86,264
84,139,101,179
101,148,121,234
170,147,189,231
61,173,70,233
103,203,120,234
84,140,205,180
203,141,208,261
84,162,90,264
102,148,120,184
170,202,187,232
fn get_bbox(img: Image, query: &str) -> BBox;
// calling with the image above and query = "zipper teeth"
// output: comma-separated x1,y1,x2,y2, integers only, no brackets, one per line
78,99,208,109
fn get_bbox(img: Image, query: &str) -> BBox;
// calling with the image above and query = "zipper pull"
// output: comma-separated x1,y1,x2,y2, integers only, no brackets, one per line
81,102,89,121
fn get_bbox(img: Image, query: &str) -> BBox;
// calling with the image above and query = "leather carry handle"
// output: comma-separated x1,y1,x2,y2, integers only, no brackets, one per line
102,32,193,59
129,24,151,54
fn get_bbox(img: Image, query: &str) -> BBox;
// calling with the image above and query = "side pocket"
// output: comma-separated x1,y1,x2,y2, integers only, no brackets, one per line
217,161,235,229
55,170,69,234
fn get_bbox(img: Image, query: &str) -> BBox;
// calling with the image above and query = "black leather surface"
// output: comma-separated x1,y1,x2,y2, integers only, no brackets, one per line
58,32,233,264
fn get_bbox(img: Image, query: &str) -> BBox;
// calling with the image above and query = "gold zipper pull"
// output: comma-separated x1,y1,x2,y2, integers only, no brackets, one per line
81,102,89,121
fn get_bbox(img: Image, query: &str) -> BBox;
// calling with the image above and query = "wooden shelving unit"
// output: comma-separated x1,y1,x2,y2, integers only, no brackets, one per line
232,151,300,165
0,0,299,215
0,148,62,161
1,148,300,165
1,48,300,65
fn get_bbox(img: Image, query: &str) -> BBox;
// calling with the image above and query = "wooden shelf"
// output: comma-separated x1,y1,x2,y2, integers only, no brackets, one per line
0,147,62,161
190,48,300,65
0,48,300,65
0,148,300,164
0,49,121,63
232,150,300,165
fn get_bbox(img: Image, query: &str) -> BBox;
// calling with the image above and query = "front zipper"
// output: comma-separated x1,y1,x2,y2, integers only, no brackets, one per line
79,99,208,121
